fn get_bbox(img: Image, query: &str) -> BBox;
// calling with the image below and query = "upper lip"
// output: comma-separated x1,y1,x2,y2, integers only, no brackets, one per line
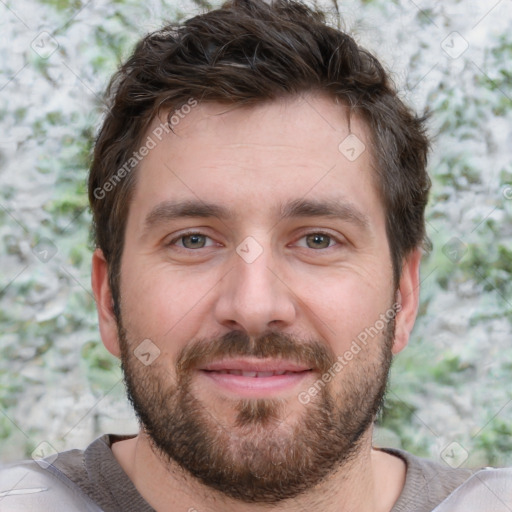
199,358,312,373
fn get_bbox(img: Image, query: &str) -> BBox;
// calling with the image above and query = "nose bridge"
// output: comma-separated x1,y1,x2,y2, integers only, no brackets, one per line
215,239,296,334
237,247,275,298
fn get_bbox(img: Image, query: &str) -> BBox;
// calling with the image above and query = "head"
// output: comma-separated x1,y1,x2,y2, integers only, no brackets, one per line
90,0,430,504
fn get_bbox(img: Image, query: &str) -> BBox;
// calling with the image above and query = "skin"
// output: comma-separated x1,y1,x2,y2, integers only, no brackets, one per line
92,92,421,512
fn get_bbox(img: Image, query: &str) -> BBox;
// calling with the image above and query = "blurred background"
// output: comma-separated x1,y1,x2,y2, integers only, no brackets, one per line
1,0,511,468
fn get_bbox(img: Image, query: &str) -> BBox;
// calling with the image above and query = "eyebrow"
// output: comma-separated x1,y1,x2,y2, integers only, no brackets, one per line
279,198,369,230
143,198,370,232
144,200,234,230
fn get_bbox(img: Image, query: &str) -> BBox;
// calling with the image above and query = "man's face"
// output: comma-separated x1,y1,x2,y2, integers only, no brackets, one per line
100,94,414,503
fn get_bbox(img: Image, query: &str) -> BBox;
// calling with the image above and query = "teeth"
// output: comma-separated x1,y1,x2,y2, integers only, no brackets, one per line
254,371,274,377
218,370,295,377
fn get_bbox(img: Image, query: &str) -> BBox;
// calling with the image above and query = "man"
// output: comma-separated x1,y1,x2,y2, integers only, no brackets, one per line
1,0,511,510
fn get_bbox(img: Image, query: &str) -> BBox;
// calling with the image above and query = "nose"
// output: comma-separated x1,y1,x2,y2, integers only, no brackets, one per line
214,243,297,336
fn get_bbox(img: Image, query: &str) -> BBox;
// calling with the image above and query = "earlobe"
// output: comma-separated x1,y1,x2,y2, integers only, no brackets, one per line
91,248,121,358
392,248,422,355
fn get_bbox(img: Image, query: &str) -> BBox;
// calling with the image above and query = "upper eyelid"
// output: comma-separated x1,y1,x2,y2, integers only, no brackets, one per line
297,229,341,239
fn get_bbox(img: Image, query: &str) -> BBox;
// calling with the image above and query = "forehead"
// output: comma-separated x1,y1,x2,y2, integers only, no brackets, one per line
128,93,384,230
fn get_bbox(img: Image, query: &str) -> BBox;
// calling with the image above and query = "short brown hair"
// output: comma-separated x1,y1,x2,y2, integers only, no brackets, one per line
88,0,431,314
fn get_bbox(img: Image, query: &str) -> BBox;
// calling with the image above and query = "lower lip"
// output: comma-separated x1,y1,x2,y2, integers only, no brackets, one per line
199,370,312,398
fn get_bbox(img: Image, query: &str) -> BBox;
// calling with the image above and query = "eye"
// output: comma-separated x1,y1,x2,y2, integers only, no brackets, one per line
296,232,339,250
170,232,215,249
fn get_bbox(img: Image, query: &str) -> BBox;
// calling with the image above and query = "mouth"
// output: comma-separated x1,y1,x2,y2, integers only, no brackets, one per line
197,358,314,397
206,369,303,377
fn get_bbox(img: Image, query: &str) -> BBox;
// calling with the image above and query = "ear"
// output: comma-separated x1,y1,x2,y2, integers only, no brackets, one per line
392,248,422,355
91,248,121,358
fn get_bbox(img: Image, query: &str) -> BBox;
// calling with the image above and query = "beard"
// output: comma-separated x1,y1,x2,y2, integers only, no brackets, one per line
117,313,395,504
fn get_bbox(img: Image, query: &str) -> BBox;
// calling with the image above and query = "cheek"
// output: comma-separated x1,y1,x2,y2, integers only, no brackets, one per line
119,261,219,347
299,272,392,352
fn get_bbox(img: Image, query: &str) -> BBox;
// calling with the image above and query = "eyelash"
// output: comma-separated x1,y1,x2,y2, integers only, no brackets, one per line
167,230,343,250
293,231,340,249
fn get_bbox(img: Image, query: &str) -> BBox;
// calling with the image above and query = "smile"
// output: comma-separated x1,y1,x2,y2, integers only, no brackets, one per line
198,359,313,397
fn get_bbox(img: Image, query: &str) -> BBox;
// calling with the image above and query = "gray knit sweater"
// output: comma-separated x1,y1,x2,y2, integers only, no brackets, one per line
0,434,476,511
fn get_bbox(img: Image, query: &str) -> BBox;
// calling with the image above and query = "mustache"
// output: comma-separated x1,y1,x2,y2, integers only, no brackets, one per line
175,330,337,376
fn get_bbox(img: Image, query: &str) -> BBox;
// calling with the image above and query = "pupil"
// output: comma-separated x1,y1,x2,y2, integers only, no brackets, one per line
308,234,330,249
184,234,205,248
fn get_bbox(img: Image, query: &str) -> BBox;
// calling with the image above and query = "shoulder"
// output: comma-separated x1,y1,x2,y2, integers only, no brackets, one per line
381,447,476,512
431,466,512,511
384,447,512,511
0,451,102,512
0,434,151,512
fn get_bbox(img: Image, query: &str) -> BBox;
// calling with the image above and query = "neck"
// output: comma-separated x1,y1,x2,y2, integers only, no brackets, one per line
112,428,406,512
